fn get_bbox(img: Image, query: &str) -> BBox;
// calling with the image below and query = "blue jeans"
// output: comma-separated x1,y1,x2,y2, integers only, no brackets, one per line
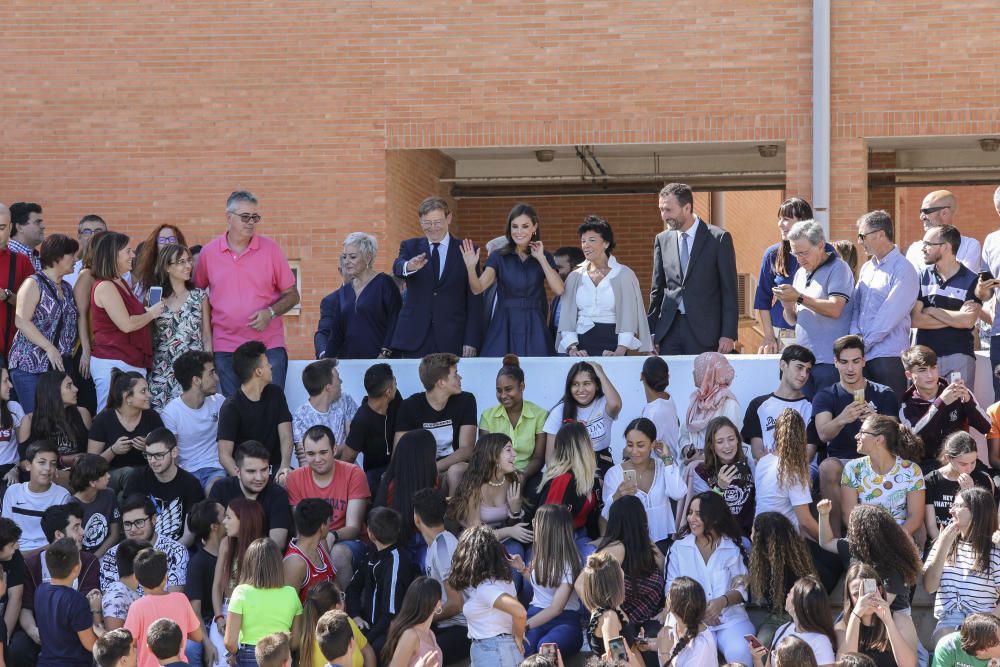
526,607,583,657
191,466,227,491
236,644,258,667
471,635,523,667
9,368,40,414
185,639,203,667
214,347,288,398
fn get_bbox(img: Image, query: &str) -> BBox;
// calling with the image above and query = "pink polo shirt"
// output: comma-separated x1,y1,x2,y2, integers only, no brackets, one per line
194,232,296,352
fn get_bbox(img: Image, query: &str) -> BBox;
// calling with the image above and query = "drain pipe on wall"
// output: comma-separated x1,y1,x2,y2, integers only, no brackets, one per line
813,0,831,236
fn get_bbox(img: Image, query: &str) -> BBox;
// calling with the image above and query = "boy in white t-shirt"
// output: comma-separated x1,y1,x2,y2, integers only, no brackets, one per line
1,441,70,555
160,351,225,492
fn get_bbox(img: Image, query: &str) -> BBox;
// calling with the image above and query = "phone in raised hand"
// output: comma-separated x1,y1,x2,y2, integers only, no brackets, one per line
608,637,628,662
861,578,878,597
147,286,163,306
540,643,558,659
623,469,637,485
744,634,765,651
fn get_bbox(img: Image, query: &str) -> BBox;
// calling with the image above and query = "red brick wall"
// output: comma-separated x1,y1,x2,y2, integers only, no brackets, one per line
3,1,1000,356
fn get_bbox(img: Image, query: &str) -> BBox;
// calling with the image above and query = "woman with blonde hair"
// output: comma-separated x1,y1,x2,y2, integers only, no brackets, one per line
578,551,634,655
295,580,374,667
318,231,401,359
679,351,742,460
526,421,599,554
754,409,818,539
223,538,303,666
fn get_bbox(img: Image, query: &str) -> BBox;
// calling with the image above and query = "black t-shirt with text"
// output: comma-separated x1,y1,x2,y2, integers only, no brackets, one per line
122,467,206,542
395,391,477,459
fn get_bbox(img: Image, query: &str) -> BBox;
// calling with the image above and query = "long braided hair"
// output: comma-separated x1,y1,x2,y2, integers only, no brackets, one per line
662,577,706,666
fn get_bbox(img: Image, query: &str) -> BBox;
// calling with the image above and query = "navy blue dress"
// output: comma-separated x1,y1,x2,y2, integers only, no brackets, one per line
481,250,556,357
322,273,402,359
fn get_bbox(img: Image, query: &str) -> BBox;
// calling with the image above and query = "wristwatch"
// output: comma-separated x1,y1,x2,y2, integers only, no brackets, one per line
796,294,805,305
267,306,277,318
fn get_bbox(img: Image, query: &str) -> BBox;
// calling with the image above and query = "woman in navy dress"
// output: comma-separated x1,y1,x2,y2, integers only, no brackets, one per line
319,232,401,359
461,203,565,357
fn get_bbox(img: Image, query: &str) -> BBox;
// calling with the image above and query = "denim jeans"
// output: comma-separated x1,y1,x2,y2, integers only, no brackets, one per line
526,607,583,657
470,634,523,667
215,347,288,398
185,639,203,667
236,644,258,667
9,368,40,413
191,466,228,491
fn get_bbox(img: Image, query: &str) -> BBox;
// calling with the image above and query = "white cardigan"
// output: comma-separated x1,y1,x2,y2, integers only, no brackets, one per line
602,458,686,542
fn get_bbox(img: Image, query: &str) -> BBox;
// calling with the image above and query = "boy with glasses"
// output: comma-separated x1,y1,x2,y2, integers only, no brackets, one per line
99,495,187,594
122,429,204,547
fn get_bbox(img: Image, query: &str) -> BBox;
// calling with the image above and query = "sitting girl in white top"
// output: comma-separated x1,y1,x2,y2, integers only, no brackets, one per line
657,576,719,667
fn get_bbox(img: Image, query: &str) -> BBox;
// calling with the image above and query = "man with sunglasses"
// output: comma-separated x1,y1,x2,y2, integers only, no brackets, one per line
851,209,920,397
904,190,982,272
194,190,299,396
98,494,188,594
910,223,982,388
122,428,204,547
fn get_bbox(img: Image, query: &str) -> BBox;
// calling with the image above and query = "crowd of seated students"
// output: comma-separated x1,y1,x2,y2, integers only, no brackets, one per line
12,185,1000,667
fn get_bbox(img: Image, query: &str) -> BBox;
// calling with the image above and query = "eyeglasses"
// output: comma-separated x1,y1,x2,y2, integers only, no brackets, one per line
920,205,951,216
921,240,947,248
170,258,193,266
230,212,262,224
143,447,175,462
123,517,150,531
790,248,814,258
419,218,447,228
857,430,878,437
157,236,178,245
79,229,100,236
857,230,880,241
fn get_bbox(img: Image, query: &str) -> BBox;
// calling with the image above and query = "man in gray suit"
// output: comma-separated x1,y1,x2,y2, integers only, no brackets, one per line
648,182,739,354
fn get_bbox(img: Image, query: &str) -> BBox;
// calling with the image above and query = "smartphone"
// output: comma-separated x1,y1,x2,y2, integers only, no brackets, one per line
147,286,163,306
540,643,558,659
861,578,878,596
744,634,765,650
950,371,962,383
623,469,637,485
608,637,628,662
981,270,995,282
853,388,866,403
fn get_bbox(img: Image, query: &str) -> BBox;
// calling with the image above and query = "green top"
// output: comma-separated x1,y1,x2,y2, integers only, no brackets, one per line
479,400,547,469
229,584,303,645
932,632,992,667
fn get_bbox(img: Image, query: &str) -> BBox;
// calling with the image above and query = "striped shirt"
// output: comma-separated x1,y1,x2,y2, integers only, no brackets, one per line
915,263,981,357
928,539,1000,618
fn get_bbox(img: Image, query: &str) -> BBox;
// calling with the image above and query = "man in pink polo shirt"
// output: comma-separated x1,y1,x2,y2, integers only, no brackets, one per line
194,190,299,396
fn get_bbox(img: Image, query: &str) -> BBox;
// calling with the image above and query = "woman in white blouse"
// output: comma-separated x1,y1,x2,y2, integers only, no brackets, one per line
666,491,755,666
603,417,685,551
557,216,652,356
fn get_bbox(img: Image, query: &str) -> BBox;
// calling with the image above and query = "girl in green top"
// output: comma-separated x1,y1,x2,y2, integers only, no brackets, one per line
478,355,548,478
224,538,303,666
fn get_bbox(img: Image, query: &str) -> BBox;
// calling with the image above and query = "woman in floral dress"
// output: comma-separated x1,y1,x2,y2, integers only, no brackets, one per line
148,244,211,410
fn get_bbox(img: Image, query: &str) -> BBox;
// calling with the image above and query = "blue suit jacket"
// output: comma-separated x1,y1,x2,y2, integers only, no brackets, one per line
389,234,482,354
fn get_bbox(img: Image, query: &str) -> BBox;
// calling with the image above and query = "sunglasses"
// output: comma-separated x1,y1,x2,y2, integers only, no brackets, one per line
920,205,951,216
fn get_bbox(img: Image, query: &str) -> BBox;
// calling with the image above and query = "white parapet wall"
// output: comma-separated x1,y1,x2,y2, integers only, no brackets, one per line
284,352,999,464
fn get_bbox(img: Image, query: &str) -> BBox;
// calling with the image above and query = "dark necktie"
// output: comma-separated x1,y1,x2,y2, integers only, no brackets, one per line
680,232,690,276
431,242,441,281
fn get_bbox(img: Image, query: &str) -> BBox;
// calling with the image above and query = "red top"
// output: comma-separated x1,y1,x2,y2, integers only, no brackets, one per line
90,279,153,368
284,539,336,602
0,249,35,354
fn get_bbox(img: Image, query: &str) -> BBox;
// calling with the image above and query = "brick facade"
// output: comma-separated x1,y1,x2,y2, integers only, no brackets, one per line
3,1,999,356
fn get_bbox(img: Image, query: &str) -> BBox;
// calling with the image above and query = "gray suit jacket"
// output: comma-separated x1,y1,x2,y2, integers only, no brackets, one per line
647,218,739,349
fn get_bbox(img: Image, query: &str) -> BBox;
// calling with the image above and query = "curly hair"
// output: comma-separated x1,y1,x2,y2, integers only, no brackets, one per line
447,525,512,591
773,409,810,490
846,504,922,586
748,512,816,614
663,577,706,667
948,487,998,575
447,433,518,527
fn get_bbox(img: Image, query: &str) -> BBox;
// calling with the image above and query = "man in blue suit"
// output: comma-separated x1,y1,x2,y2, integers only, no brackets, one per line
389,197,481,358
